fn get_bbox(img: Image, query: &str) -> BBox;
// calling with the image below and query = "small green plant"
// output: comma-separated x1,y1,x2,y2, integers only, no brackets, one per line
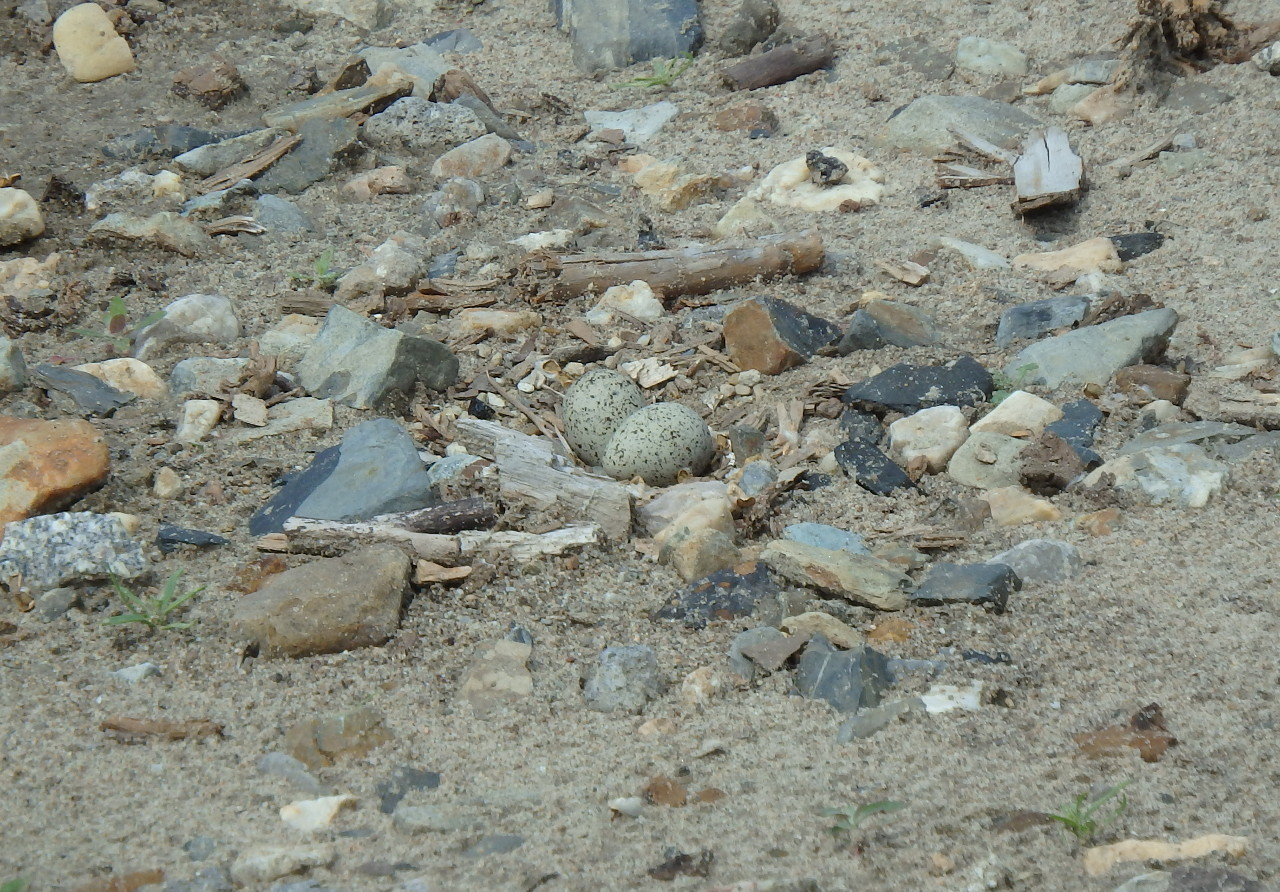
990,362,1039,405
614,53,694,89
1049,781,1131,843
2,878,30,892
287,247,341,290
72,295,165,354
822,800,905,836
103,569,205,631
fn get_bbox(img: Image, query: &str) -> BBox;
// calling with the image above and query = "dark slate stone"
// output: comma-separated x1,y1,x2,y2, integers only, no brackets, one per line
837,301,940,354
1109,231,1165,262
833,439,915,495
838,409,883,445
257,117,359,195
248,444,341,537
1045,398,1104,466
794,471,832,490
962,649,1012,665
101,125,233,160
842,355,993,414
31,364,134,415
423,28,483,53
795,634,892,713
994,295,1090,348
157,525,231,553
1167,865,1262,892
376,766,442,814
910,562,1021,613
836,310,886,351
652,561,777,629
553,0,704,72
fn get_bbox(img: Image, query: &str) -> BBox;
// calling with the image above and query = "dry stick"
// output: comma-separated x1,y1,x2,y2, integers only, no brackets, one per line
518,231,824,303
390,497,497,534
198,132,301,194
721,37,835,91
477,371,564,446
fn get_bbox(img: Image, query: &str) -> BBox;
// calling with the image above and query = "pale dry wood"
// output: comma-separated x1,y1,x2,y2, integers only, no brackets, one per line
875,258,930,286
517,231,824,302
198,132,301,194
721,37,835,90
936,162,1014,189
1012,127,1084,214
1104,134,1175,169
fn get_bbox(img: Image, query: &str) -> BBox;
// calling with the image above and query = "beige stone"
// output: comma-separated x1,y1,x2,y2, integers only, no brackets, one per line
452,308,540,338
781,611,863,649
1013,237,1122,276
971,390,1063,437
431,133,512,179
343,166,411,200
761,540,911,610
1083,835,1248,877
888,406,969,473
53,3,136,83
152,467,183,499
279,795,357,833
73,358,167,400
175,399,221,443
980,485,1063,526
0,189,45,247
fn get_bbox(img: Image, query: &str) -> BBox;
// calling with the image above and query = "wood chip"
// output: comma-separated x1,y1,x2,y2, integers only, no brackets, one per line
198,132,301,194
414,560,473,584
875,258,930,286
100,716,224,741
1012,127,1084,214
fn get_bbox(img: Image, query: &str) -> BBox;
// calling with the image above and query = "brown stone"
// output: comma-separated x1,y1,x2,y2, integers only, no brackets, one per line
172,57,248,109
722,296,841,376
1114,363,1191,405
712,100,778,134
0,416,110,530
1018,431,1086,495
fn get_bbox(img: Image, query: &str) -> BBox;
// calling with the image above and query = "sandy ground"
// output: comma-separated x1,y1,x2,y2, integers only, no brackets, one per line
3,0,1280,889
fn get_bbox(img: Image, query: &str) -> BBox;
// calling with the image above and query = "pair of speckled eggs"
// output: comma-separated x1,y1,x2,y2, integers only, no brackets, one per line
560,369,716,486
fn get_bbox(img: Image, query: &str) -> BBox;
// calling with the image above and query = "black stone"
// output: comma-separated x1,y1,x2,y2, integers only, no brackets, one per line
838,409,883,445
1046,398,1104,466
737,295,843,360
157,525,231,553
962,649,1012,665
467,397,495,420
806,149,848,185
910,562,1021,613
836,310,886,351
795,635,892,713
833,439,915,495
31,364,133,415
1109,231,1165,262
794,472,832,490
994,295,1089,348
248,444,341,537
842,355,993,414
376,766,441,814
652,561,777,629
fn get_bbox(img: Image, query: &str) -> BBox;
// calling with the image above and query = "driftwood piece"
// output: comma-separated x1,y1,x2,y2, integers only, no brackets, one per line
517,230,824,303
384,497,496,534
256,520,602,563
936,163,1014,189
198,133,301,194
721,37,835,90
1012,127,1084,214
454,417,632,541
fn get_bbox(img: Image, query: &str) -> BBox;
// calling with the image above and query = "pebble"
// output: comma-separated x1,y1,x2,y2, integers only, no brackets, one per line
280,795,357,832
782,522,870,555
284,706,393,770
258,118,359,195
1013,237,1123,277
360,42,449,94
988,539,1082,583
0,416,109,528
34,586,79,621
995,295,1090,348
256,194,318,233
1046,398,1104,460
712,99,778,134
457,638,534,716
173,129,285,176
659,527,740,581
258,752,334,797
557,0,703,71
453,308,541,339
259,315,322,363
73,358,167,400
0,188,44,246
947,432,1029,489
719,0,778,54
882,95,1042,152
584,101,679,143
934,236,1010,270
393,804,484,835
112,662,161,684
920,681,984,714
910,562,1021,612
838,300,941,353
175,399,222,443
760,539,912,610
1085,443,1225,508
681,665,725,705
955,36,1028,76
583,644,663,712
133,293,241,361
888,405,969,473
834,439,917,494
425,177,485,227
297,305,459,410
343,166,412,200
1005,308,1179,389
0,339,28,394
30,364,132,415
840,409,884,444
979,485,1063,526
376,765,440,813
723,296,841,375
155,524,229,552
336,231,426,301
52,3,136,82
431,133,513,179
780,611,863,649
363,98,486,157
87,212,211,256
169,357,250,397
1019,431,1088,493
0,511,146,592
101,125,226,161
230,544,411,657
836,697,922,742
601,402,716,486
728,626,785,678
795,635,892,713
229,845,335,886
971,390,1062,436
585,280,665,326
844,355,993,414
1049,83,1098,113
653,561,778,628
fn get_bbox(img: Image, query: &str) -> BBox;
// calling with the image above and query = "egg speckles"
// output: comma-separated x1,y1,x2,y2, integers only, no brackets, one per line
602,402,715,487
561,369,645,466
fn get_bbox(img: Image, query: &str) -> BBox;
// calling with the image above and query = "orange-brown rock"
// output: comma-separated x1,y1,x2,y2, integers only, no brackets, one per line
722,296,841,375
0,416,109,529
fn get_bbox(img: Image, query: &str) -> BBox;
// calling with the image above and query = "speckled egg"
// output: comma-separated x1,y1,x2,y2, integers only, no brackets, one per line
601,402,716,487
560,369,646,466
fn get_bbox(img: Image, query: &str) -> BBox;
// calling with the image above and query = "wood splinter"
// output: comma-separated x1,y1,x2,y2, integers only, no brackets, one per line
721,37,835,91
1012,127,1084,214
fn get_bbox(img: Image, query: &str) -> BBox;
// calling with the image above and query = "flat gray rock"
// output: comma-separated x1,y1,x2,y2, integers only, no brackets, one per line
989,539,1083,583
553,0,703,72
795,634,892,714
1006,308,1178,389
883,94,1042,152
583,644,662,712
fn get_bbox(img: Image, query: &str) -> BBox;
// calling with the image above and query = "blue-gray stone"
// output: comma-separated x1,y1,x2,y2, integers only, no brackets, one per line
377,765,442,814
783,523,869,555
464,834,525,858
157,525,230,552
795,635,892,713
1110,231,1165,262
169,357,251,396
554,0,704,72
183,836,218,862
834,439,915,495
583,645,662,712
835,697,921,742
31,364,132,415
255,195,316,233
1046,398,1103,466
839,409,883,444
995,295,1089,348
988,539,1082,583
838,301,941,354
256,117,358,195
843,355,993,413
910,562,1021,612
1006,308,1179,389
424,29,483,53
256,752,333,797
728,626,784,679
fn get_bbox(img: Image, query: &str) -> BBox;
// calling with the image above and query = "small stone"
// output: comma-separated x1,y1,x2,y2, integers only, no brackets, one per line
659,527,740,582
729,626,788,677
585,280,665,326
1006,308,1179,389
796,635,892,713
625,155,717,212
948,432,1030,488
376,766,440,814
556,0,703,72
844,355,993,414
453,308,542,338
0,189,45,246
258,752,334,797
979,485,1063,526
601,402,716,486
175,399,222,443
88,212,211,256
910,562,1021,612
280,795,357,833
30,364,132,415
780,611,862,649
112,661,161,683
0,416,109,528
155,524,229,553
782,522,870,555
343,166,412,200
53,3,136,82
258,117,359,195
712,99,778,133
457,639,533,716
360,41,449,93
838,300,941,353
229,845,335,886
972,391,1063,436
73,358,168,400
230,545,411,657
681,666,724,706
101,125,226,161
1019,430,1088,494
836,697,922,741
34,586,79,621
988,539,1082,583
255,194,317,233
1110,231,1166,262
430,133,512,179
583,645,662,713
934,236,1010,270
173,129,286,176
723,295,842,375
834,439,916,494
284,706,393,770
0,511,146,591
363,98,486,156
232,394,269,427
0,338,29,394
1115,364,1191,405
653,561,778,628
133,293,241,361
1013,237,1123,277
392,804,483,835
153,467,183,499
921,681,984,713
1084,443,1225,508
840,409,884,444
882,94,1042,153
1078,507,1120,536
259,315,322,363
760,539,912,610
995,295,1090,348
888,405,969,473
955,36,1028,76
1046,398,1104,456
172,57,247,109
